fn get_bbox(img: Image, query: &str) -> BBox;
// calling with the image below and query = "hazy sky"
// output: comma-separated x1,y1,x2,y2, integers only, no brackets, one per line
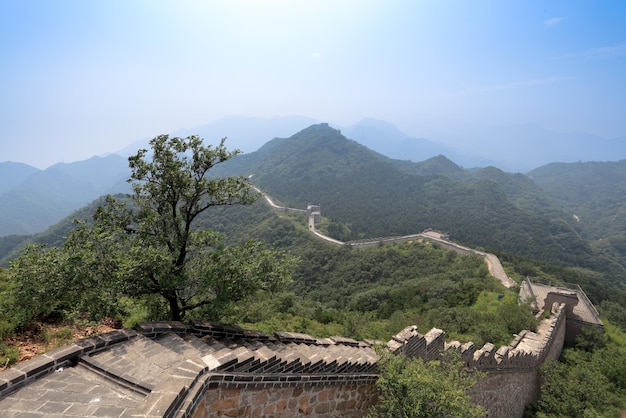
2,0,626,168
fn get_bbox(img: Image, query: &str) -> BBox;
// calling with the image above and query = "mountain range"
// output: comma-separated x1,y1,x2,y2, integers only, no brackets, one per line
3,123,625,310
1,116,625,242
113,116,626,172
0,155,130,236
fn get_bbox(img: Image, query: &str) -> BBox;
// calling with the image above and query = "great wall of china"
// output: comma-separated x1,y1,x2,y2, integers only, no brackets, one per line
0,190,604,417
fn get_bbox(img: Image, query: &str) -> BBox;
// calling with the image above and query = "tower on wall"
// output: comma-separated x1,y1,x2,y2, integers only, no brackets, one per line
307,204,321,224
520,278,603,343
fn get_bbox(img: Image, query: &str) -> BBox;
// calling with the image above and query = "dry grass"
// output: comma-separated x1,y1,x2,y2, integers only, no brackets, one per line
0,319,120,371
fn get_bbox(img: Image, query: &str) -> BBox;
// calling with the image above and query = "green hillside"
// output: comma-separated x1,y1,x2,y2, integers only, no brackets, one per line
212,124,620,278
0,155,130,236
2,129,626,415
529,160,626,271
5,125,624,299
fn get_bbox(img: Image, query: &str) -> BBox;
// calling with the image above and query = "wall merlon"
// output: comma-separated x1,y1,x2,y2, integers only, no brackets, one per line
424,328,445,361
385,339,402,353
473,343,497,368
496,345,509,362
392,325,418,343
0,263,600,418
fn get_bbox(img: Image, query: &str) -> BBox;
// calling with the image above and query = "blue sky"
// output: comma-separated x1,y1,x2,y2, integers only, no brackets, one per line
1,0,625,168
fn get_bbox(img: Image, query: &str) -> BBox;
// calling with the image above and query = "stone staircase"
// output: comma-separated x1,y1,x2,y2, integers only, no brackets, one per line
0,321,380,417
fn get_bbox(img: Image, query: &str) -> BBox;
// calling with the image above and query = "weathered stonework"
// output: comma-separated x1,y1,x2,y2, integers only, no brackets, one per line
385,302,568,418
190,383,377,418
0,295,600,418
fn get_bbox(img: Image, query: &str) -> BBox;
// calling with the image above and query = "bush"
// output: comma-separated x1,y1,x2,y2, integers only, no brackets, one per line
369,350,485,417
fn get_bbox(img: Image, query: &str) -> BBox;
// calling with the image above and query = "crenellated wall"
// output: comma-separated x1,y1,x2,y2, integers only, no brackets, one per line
0,302,584,418
386,303,568,417
0,195,602,417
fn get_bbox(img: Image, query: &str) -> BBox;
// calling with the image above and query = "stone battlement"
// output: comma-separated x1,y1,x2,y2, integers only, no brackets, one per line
0,302,571,418
387,303,566,373
382,303,568,417
0,321,380,417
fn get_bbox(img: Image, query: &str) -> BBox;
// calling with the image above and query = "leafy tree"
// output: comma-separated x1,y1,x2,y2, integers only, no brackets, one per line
369,350,485,418
5,135,296,324
533,355,623,417
529,324,626,417
92,135,296,320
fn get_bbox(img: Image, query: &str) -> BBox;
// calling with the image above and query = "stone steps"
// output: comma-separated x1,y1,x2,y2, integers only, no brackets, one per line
85,333,194,389
0,322,380,417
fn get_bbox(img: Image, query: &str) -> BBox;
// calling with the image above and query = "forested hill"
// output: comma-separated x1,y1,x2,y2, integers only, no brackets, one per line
211,124,623,278
3,124,626,287
528,160,626,270
0,155,130,236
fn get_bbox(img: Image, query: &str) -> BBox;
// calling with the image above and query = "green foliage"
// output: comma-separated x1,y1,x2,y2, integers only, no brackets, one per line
0,135,296,327
1,244,72,328
0,342,20,368
211,126,626,291
530,160,626,272
226,233,536,344
424,291,537,346
600,300,626,333
369,350,485,418
529,323,626,417
0,235,31,265
73,135,297,321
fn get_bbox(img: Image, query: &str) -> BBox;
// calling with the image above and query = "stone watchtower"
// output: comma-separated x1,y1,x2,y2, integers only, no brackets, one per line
520,278,604,343
307,204,321,224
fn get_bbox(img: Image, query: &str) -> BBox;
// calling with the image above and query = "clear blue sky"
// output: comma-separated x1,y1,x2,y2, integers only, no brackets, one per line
1,0,625,168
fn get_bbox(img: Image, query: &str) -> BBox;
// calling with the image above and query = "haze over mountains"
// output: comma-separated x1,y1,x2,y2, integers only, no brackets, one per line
0,156,130,236
112,116,626,172
1,116,625,239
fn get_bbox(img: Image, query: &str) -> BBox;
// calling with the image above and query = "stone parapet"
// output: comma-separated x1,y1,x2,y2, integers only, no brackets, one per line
388,303,567,372
386,304,568,418
0,321,380,417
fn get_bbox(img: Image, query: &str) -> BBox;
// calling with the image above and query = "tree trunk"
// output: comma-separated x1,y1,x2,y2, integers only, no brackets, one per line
167,294,182,321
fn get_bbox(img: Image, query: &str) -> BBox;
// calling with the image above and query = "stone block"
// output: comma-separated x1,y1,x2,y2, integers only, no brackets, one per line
11,355,55,379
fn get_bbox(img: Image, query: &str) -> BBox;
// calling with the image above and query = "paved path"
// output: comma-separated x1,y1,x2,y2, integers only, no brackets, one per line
0,322,379,417
254,186,516,289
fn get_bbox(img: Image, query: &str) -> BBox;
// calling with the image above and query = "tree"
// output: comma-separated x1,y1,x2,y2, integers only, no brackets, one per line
369,350,485,418
65,135,296,321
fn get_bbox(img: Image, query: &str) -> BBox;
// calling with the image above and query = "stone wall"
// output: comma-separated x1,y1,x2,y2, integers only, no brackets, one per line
468,369,539,418
0,302,580,417
387,303,568,417
191,383,377,418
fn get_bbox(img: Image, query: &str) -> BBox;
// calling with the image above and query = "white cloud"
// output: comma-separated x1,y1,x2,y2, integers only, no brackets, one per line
581,42,626,59
544,16,566,26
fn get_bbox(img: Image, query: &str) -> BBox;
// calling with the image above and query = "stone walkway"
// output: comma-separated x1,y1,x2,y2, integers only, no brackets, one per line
0,322,379,417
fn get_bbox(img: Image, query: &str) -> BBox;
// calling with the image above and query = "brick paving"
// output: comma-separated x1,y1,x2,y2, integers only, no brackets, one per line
520,280,603,325
0,322,380,417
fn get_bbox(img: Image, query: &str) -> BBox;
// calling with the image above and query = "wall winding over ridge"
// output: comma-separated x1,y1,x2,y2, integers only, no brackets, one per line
259,190,517,288
0,190,583,417
258,190,573,416
0,305,569,417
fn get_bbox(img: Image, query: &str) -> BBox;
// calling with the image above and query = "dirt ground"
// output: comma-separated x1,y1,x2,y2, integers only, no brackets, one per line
1,319,119,372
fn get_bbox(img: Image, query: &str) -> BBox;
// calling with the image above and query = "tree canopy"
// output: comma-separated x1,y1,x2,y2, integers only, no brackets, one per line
3,135,296,324
369,350,485,418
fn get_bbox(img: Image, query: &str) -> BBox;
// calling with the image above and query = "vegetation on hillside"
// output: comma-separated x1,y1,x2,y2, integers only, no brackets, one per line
528,324,626,417
369,350,485,418
210,125,626,285
0,135,295,337
1,128,626,413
